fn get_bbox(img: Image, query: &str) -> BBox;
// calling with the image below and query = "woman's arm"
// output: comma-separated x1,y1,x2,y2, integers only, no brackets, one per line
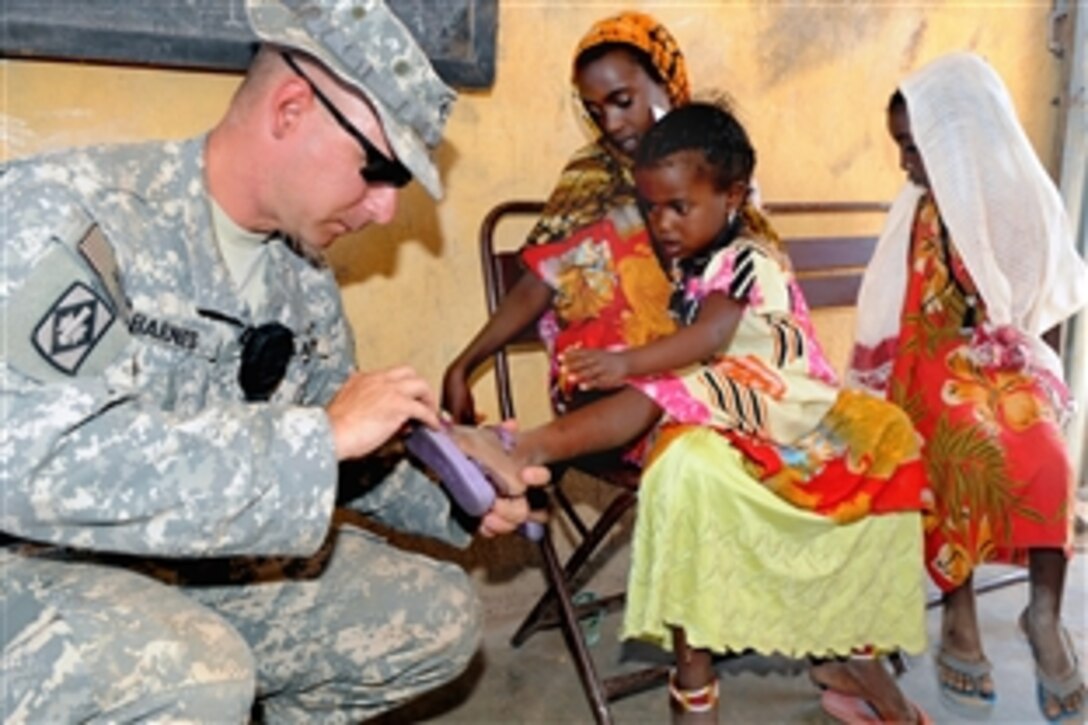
565,292,742,389
442,273,554,422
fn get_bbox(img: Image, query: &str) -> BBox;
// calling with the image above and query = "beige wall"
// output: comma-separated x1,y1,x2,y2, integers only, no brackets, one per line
1,3,1062,426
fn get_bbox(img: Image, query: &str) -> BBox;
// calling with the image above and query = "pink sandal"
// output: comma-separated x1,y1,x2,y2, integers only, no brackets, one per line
820,689,933,725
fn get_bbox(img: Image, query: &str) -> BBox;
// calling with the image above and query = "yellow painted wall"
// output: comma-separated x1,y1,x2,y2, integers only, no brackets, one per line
1,2,1063,431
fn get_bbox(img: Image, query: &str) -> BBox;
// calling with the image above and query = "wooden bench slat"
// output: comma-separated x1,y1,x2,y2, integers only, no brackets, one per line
784,236,877,272
796,275,864,308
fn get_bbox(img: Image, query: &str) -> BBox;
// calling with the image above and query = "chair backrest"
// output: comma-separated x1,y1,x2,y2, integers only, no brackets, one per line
478,199,891,420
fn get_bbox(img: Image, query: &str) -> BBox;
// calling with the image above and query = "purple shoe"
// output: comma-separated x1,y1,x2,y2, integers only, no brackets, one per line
405,425,544,541
405,425,496,517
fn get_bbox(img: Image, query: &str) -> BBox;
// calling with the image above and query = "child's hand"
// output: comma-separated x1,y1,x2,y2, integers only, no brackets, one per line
563,348,628,390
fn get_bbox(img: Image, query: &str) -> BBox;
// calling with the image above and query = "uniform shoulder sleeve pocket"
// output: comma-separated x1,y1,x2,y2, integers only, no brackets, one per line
2,221,131,383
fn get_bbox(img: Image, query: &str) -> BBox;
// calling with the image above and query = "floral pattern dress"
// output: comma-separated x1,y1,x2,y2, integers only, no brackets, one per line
888,194,1074,591
631,218,929,523
522,202,676,414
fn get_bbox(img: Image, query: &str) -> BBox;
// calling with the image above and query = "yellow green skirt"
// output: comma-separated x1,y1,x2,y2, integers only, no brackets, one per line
622,427,927,658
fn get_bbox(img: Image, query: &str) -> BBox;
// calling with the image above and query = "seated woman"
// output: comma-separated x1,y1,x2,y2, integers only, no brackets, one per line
442,10,688,422
850,52,1087,722
453,101,932,724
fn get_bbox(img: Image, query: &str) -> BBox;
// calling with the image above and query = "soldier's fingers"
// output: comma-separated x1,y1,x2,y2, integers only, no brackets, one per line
479,496,530,537
519,465,550,487
405,398,441,430
372,368,438,412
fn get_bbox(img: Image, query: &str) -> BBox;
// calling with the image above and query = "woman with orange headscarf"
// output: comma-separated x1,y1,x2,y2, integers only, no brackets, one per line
442,11,689,421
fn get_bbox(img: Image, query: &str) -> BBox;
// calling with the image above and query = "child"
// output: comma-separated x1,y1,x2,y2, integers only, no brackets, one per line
452,102,932,723
851,53,1086,721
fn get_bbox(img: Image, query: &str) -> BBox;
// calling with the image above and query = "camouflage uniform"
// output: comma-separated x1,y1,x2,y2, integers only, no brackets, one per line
0,139,480,723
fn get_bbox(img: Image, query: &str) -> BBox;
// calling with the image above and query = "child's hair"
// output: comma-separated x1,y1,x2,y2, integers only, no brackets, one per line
634,100,755,191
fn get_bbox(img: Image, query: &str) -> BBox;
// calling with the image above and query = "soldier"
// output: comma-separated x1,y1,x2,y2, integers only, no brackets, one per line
0,0,547,721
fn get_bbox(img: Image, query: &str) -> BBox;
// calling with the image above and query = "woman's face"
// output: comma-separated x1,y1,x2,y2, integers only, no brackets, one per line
887,104,930,189
575,48,669,158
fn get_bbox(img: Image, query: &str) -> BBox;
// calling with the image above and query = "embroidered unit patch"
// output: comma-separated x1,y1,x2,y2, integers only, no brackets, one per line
32,281,116,375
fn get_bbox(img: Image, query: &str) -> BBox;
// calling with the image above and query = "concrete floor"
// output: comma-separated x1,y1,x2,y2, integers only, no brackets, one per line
367,485,1088,722
378,512,1086,724
427,568,1085,724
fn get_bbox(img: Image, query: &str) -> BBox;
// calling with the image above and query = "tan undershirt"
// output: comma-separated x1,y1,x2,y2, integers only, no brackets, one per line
210,199,270,311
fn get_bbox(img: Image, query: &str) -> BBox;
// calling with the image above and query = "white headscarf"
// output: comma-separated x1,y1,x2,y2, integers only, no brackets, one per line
850,52,1088,395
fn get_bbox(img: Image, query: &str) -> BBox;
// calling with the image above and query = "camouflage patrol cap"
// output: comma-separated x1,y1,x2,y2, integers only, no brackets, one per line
246,0,457,199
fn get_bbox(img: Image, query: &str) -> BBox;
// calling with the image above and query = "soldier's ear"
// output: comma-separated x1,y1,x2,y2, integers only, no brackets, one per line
270,76,310,140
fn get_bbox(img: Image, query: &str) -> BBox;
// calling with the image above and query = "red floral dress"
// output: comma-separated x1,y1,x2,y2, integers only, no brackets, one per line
888,195,1074,592
522,204,676,414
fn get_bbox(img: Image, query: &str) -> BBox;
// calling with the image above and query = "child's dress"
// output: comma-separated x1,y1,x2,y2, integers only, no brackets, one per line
622,209,930,658
631,212,929,523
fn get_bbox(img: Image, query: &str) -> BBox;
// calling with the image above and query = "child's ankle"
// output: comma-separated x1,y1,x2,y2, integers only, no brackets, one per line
669,668,719,720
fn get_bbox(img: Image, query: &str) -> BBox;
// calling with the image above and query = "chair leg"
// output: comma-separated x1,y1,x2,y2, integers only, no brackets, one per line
603,665,672,702
510,490,637,646
537,524,614,725
553,481,589,539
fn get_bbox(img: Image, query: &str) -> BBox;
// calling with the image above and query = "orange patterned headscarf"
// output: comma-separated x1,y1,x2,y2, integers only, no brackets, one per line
572,11,691,108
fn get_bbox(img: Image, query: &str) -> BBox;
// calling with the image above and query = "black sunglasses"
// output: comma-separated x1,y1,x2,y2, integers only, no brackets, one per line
198,309,295,402
281,52,412,189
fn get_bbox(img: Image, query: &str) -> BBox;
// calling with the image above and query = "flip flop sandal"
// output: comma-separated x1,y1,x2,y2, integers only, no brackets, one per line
1035,661,1087,724
1019,610,1086,723
405,425,495,517
934,648,996,718
820,690,934,725
405,424,544,540
571,590,603,647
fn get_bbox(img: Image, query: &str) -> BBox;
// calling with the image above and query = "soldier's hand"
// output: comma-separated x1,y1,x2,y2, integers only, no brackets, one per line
326,366,441,461
478,494,530,537
478,481,549,538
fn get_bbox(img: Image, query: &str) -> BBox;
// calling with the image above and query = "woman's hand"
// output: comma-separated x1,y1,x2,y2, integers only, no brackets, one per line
563,348,629,390
441,362,478,424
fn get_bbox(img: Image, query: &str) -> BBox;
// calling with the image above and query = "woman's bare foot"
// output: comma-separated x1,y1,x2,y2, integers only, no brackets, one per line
811,658,918,722
1020,606,1086,721
938,584,995,704
809,659,865,696
446,424,548,497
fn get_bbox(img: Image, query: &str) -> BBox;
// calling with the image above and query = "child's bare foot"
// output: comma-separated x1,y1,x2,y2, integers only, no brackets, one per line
447,424,548,497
